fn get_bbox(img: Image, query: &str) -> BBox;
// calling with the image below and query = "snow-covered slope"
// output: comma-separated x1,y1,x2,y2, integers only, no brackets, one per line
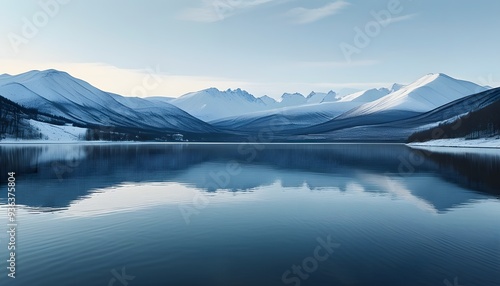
145,96,174,103
168,88,341,121
306,91,338,104
211,87,394,132
279,92,307,107
169,88,270,121
212,101,361,131
409,138,500,148
29,120,87,141
259,95,277,106
1,120,88,143
0,70,217,134
291,87,500,142
337,88,390,102
339,73,486,119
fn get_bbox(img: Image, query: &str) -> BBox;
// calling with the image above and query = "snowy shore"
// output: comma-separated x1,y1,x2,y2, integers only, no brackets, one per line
408,137,500,148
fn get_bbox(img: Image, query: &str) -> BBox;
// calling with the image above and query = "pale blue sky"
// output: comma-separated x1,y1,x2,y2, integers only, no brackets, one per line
1,0,499,98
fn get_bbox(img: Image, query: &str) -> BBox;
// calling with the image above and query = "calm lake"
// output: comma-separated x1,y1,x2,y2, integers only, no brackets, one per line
0,143,499,286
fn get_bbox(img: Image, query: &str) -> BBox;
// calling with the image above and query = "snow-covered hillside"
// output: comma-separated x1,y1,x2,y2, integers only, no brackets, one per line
29,120,87,141
168,89,343,121
211,86,396,131
168,88,270,121
212,101,361,131
337,88,390,102
338,73,486,119
0,70,217,134
1,120,87,143
1,69,494,143
306,91,338,104
409,138,500,148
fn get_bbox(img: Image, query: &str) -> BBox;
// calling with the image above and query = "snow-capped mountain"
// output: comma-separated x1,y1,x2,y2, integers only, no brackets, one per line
337,87,391,102
211,101,361,132
286,74,492,140
291,87,500,142
0,69,218,134
338,73,487,119
1,69,494,143
169,89,341,121
168,88,271,121
306,91,338,104
259,95,277,106
279,92,307,106
211,87,395,132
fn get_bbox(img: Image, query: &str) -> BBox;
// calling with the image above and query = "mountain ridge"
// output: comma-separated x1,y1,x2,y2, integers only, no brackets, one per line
0,69,495,143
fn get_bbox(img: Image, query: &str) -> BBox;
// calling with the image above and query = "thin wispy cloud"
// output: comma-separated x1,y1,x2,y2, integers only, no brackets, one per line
287,1,350,24
179,0,277,23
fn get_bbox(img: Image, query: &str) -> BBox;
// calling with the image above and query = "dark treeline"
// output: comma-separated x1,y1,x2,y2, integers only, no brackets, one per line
0,96,38,139
0,93,202,142
84,128,158,141
408,99,500,142
0,95,76,140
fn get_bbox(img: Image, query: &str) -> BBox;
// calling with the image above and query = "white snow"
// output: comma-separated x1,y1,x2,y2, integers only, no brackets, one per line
408,137,500,148
340,73,487,118
0,70,214,133
259,95,278,105
0,70,493,139
211,101,362,128
170,89,346,121
337,88,390,102
278,92,307,106
306,91,338,104
211,86,402,127
175,85,398,123
169,88,269,121
0,120,87,143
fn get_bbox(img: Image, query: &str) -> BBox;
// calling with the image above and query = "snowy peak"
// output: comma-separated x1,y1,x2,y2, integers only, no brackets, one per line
170,87,269,121
0,69,216,134
259,95,277,105
339,73,487,118
390,83,404,93
306,90,338,104
0,69,113,105
280,92,306,106
413,73,452,86
323,90,338,102
2,69,72,84
338,88,390,103
281,92,305,99
178,87,258,103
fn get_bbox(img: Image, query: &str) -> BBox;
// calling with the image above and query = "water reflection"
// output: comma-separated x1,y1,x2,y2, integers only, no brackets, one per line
0,144,499,286
0,144,498,213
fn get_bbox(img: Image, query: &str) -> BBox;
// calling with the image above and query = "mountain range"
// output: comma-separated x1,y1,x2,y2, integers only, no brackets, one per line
0,70,218,135
0,69,497,143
